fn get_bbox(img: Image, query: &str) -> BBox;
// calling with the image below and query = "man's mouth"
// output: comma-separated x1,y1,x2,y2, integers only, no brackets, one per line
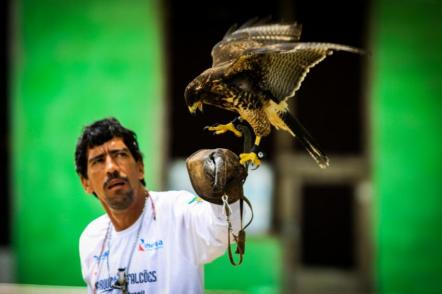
106,178,127,190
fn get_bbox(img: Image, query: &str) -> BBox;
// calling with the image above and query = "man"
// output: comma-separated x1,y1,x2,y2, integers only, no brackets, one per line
75,117,243,294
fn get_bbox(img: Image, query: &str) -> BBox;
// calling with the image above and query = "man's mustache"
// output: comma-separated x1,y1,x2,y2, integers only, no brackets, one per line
103,171,128,189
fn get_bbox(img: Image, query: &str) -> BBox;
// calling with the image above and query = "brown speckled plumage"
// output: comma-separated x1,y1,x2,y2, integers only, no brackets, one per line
184,20,363,168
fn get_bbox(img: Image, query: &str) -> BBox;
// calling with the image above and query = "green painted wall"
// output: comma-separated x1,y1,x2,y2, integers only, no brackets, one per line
206,236,282,294
371,0,442,293
11,0,164,285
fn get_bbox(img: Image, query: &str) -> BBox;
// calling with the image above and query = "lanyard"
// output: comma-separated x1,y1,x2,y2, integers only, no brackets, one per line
93,194,156,293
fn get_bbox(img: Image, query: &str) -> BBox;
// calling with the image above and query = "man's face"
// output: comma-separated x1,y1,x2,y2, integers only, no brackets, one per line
80,137,144,210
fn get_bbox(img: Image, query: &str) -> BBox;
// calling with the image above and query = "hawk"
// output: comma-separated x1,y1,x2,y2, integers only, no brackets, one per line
184,21,363,168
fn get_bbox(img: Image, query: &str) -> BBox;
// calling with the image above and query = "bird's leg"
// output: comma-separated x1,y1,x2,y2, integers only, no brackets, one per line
239,136,264,167
205,117,243,138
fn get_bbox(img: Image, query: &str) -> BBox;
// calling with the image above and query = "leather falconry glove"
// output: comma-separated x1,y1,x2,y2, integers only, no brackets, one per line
186,148,247,204
186,148,252,266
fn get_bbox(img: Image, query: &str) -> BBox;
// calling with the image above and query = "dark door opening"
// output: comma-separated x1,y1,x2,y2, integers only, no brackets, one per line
300,184,355,269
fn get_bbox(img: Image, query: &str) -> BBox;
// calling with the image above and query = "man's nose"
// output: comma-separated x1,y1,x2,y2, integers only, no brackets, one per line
105,155,119,173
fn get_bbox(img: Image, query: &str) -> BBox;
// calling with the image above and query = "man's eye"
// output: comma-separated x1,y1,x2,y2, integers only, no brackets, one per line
116,151,129,158
91,158,104,165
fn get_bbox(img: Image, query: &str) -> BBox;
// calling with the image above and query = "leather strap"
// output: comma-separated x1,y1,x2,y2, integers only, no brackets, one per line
226,195,254,266
225,117,256,266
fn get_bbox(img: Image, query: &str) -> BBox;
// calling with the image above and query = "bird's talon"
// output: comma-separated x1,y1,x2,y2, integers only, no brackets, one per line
239,152,261,167
205,122,242,137
203,125,214,131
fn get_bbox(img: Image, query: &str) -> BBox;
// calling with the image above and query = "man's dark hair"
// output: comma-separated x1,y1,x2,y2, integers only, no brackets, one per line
75,117,145,186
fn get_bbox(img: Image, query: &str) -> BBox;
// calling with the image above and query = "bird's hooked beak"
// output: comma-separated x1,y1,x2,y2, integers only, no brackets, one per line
185,81,205,114
188,101,204,114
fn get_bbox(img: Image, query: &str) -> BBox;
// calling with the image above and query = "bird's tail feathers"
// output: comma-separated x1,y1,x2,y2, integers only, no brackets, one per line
280,112,329,168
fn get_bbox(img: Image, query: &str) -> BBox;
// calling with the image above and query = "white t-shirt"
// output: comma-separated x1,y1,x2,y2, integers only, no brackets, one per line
79,190,240,294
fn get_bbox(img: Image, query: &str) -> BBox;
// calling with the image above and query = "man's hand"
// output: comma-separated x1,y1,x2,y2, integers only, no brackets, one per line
186,148,247,204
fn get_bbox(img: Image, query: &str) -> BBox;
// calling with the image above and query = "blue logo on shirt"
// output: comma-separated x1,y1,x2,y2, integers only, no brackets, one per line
138,239,164,251
188,196,203,205
93,250,109,263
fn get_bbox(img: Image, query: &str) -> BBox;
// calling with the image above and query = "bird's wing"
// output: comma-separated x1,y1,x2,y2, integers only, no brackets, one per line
211,39,262,68
223,22,302,43
229,42,363,103
211,23,302,67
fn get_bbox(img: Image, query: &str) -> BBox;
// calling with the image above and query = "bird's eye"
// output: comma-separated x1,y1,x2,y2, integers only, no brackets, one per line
233,77,252,91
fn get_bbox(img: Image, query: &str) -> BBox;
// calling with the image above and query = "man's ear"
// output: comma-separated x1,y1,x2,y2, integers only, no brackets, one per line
137,161,145,182
80,175,94,194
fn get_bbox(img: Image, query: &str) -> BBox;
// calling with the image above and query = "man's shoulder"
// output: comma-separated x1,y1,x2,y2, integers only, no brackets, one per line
79,214,108,245
79,214,109,263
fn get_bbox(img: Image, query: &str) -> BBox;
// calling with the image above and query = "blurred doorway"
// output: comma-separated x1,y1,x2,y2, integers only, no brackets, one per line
275,0,372,293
